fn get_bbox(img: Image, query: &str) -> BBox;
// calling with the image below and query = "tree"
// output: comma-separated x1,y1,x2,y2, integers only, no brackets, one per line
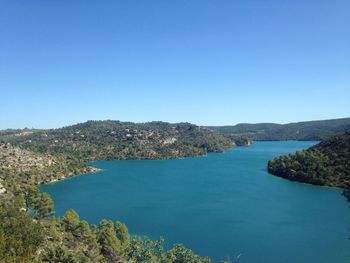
97,219,123,262
165,244,211,263
41,244,77,263
114,221,129,247
0,203,44,262
35,192,54,219
62,209,80,234
127,236,165,262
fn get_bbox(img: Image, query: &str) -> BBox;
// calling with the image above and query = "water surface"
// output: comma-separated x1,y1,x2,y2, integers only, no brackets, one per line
41,141,350,263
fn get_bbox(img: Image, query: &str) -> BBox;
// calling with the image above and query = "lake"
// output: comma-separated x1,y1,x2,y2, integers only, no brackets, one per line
41,141,350,263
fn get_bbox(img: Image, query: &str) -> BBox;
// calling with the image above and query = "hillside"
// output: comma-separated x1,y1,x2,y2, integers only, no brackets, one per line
0,120,234,161
0,142,96,203
268,131,350,189
0,120,234,202
0,120,235,205
209,117,350,141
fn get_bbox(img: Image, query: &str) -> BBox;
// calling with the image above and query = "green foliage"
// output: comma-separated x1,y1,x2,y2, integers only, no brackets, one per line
268,131,350,189
127,236,165,262
126,236,211,263
21,185,54,219
39,211,212,263
96,219,123,262
41,244,77,263
165,244,211,263
114,221,130,255
62,209,81,233
0,120,233,162
57,210,101,262
35,192,54,219
0,203,44,263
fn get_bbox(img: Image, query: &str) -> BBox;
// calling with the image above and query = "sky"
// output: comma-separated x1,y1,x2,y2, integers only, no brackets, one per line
1,0,349,129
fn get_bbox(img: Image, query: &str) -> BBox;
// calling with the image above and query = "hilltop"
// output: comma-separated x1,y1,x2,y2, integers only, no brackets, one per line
0,120,234,161
0,120,234,200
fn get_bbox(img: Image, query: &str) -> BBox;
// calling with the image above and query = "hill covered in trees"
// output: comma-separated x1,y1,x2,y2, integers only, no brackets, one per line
209,117,350,141
268,131,350,189
1,120,234,161
0,121,235,188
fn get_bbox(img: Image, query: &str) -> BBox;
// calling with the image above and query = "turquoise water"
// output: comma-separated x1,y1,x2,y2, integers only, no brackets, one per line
41,141,350,263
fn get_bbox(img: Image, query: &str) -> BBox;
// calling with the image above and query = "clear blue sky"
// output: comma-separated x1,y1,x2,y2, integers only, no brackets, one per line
1,0,349,129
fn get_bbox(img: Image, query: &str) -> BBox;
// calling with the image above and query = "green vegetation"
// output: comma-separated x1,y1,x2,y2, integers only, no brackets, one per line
209,117,350,141
0,202,44,263
0,142,96,190
0,200,211,263
268,131,350,189
0,120,234,162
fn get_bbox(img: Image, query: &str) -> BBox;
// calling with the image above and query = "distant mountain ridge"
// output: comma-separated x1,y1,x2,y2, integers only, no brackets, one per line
208,117,350,141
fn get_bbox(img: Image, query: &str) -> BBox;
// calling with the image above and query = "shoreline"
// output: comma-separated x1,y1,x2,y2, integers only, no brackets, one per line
40,166,103,185
268,171,349,194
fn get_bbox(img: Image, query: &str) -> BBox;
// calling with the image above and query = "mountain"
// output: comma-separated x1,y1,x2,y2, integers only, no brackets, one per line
268,131,350,189
0,120,234,199
0,120,235,190
208,117,350,141
0,120,234,161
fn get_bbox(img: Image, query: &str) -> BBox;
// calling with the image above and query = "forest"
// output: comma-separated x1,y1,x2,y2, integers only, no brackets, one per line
268,131,350,190
0,121,234,161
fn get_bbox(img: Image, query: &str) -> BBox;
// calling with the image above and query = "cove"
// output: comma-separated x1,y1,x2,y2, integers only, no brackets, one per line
41,141,350,263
